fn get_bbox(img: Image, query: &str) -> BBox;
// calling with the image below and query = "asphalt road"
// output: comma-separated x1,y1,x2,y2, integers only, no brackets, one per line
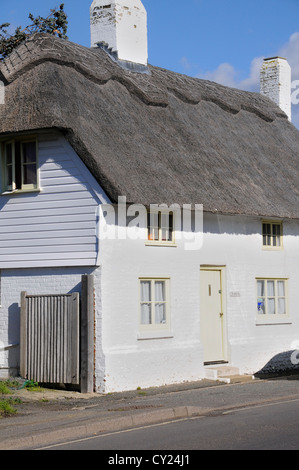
37,395,299,451
3,376,299,450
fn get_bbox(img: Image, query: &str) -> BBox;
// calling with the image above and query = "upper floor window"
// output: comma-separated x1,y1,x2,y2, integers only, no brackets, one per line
2,138,38,193
262,221,282,249
147,211,174,245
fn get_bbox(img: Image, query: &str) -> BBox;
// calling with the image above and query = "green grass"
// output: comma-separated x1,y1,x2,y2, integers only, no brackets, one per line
0,398,19,417
0,381,11,395
0,380,24,417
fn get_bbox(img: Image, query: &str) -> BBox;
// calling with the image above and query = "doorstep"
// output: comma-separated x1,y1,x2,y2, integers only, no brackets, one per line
204,365,255,384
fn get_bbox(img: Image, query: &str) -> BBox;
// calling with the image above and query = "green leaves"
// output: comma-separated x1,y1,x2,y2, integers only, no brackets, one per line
0,3,68,61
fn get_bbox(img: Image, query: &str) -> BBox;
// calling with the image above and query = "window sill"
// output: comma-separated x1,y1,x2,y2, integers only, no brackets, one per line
262,246,283,251
137,330,173,341
256,316,292,326
1,188,40,196
145,242,177,247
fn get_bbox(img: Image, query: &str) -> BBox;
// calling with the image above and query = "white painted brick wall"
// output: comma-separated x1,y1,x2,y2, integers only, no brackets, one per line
99,212,299,392
90,0,148,65
260,57,291,121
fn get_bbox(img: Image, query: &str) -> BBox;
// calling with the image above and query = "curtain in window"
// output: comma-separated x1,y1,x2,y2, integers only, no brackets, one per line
141,281,151,324
155,281,166,324
257,280,265,314
267,281,275,314
277,281,286,314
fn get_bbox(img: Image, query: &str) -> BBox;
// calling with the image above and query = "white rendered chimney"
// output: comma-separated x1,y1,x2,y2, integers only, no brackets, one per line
90,0,148,66
260,57,291,121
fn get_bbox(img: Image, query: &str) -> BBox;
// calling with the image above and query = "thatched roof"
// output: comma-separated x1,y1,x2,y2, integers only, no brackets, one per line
1,33,299,218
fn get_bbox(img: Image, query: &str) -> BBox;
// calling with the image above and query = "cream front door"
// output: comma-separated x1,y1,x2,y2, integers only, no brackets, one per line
200,268,225,363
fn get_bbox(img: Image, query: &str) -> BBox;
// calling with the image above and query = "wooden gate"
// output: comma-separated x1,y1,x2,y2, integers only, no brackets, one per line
20,292,80,384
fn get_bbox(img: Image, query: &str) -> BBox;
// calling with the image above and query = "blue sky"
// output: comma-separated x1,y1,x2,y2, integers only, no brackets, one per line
2,1,299,75
2,0,299,120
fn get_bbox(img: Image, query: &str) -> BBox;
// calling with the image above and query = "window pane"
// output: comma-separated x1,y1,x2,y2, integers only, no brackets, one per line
141,281,151,302
22,142,36,163
273,224,281,247
5,143,13,189
263,223,271,245
278,298,286,315
15,142,21,190
267,281,275,297
257,280,264,297
148,213,159,240
155,303,166,324
257,280,265,315
257,300,265,315
277,281,285,297
155,281,165,302
161,213,173,241
6,165,12,188
141,304,151,324
5,143,12,165
268,298,275,314
23,163,37,185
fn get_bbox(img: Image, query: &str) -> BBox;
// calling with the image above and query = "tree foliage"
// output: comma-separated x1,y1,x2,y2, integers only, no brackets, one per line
0,4,68,61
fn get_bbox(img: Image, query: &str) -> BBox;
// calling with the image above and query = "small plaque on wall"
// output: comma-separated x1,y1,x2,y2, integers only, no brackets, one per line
230,291,241,297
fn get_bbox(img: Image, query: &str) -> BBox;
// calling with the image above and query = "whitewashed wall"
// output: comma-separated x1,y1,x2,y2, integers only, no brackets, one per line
97,211,299,392
202,213,299,375
97,216,204,392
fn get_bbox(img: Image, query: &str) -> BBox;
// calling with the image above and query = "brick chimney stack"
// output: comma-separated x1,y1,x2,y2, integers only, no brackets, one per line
260,57,291,121
90,0,148,67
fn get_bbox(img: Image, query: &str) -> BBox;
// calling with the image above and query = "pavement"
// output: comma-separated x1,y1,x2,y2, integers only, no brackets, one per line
1,374,299,450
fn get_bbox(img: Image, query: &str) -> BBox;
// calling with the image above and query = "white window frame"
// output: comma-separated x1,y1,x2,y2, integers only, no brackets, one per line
1,137,39,194
139,278,171,334
262,220,283,250
256,278,289,324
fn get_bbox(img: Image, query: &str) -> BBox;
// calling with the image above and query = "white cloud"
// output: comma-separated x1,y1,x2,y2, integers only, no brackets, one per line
278,32,299,77
194,32,299,128
202,62,238,89
198,56,264,92
278,32,299,128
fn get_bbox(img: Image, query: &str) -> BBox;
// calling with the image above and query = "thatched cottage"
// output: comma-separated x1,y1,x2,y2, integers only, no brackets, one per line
0,0,299,392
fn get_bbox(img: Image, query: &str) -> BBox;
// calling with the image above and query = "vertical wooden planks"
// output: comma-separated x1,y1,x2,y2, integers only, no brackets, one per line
20,292,80,384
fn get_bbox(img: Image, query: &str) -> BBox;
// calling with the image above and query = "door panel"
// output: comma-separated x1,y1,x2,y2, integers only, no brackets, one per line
200,269,225,363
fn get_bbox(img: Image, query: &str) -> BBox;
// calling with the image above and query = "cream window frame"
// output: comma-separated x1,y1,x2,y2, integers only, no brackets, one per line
1,137,39,194
146,210,176,246
139,278,170,332
256,278,289,324
262,220,283,250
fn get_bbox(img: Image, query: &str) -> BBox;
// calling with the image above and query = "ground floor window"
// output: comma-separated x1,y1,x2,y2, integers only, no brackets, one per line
139,278,170,329
257,278,287,317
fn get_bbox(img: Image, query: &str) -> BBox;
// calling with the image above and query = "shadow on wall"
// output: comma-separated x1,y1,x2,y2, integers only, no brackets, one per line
6,302,20,376
254,350,299,379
